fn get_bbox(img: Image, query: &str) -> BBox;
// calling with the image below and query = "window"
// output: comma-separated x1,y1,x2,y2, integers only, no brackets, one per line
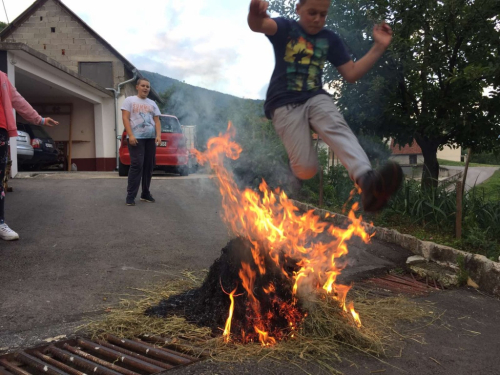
409,155,417,165
160,117,182,133
78,62,113,88
51,27,56,32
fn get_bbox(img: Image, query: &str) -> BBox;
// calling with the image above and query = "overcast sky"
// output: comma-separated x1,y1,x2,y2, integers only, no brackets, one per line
1,0,277,99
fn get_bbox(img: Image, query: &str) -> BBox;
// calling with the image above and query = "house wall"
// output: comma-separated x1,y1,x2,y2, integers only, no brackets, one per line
9,50,117,172
437,145,461,162
22,97,96,161
93,97,117,171
3,0,129,88
390,154,425,165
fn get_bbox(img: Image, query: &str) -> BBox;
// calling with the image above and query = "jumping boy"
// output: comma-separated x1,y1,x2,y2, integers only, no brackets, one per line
248,0,403,212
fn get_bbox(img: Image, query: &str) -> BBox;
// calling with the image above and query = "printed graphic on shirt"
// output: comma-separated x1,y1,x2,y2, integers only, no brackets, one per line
284,29,328,92
122,97,160,139
130,103,155,139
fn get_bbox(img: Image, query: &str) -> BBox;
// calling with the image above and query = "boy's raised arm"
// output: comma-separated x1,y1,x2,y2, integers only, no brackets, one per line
336,22,393,83
248,0,277,35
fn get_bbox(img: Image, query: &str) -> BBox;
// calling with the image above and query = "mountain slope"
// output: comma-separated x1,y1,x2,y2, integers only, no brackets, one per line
141,70,264,125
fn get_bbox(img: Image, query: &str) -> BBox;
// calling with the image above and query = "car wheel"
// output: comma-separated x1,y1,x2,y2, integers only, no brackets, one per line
118,160,130,176
180,167,189,177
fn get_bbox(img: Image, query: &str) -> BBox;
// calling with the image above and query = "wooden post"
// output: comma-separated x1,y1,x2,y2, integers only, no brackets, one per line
67,104,73,171
456,181,462,239
461,148,472,197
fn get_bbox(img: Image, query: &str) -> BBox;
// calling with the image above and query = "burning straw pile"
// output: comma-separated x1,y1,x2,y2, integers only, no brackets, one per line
146,236,304,345
84,124,434,367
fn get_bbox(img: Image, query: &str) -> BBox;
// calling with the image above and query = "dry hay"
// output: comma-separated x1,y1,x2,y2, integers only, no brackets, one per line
82,270,435,371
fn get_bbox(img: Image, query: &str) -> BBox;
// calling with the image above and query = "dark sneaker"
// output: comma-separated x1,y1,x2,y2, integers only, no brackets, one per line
126,197,135,206
357,161,403,212
140,193,155,203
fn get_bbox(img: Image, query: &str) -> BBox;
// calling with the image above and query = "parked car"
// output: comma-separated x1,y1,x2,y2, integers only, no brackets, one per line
16,130,34,163
118,115,190,177
16,123,58,170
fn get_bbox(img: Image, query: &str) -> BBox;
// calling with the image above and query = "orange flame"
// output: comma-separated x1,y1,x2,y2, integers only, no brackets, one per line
263,283,275,294
223,287,237,342
195,123,370,342
255,326,277,346
347,301,362,327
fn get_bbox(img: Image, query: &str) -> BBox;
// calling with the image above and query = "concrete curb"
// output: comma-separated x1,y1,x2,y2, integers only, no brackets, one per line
291,200,500,297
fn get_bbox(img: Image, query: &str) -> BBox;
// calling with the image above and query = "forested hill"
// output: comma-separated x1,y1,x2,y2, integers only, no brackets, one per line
141,70,264,125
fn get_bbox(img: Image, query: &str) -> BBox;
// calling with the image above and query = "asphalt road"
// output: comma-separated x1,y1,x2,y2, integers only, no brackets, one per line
1,173,499,374
445,166,499,191
0,174,230,340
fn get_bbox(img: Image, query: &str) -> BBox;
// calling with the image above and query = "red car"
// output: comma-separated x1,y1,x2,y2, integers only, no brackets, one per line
118,114,190,176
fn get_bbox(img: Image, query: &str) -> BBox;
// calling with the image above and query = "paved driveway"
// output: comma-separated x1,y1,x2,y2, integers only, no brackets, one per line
444,166,499,190
0,173,499,375
0,174,230,343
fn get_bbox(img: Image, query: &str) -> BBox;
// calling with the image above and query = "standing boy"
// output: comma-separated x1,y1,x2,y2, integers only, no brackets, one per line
248,0,403,212
121,78,161,206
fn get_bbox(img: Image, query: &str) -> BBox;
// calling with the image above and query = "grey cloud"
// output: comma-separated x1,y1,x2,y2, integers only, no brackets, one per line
129,32,239,93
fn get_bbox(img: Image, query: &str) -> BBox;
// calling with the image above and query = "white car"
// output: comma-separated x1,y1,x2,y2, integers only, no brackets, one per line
16,130,34,162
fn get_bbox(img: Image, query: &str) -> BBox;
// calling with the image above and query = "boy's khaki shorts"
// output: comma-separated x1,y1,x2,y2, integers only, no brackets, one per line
272,94,371,182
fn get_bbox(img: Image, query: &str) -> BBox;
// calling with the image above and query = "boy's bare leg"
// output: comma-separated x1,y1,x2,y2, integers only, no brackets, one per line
272,105,319,180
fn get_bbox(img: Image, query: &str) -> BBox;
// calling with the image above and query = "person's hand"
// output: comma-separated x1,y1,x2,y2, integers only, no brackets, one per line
373,22,393,49
249,0,269,19
44,117,59,127
128,135,138,146
155,136,161,146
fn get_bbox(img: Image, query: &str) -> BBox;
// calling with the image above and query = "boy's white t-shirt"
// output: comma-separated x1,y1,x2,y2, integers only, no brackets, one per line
121,96,161,139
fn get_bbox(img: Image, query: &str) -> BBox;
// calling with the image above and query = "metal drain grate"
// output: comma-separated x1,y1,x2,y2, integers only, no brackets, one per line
357,273,443,297
0,334,206,375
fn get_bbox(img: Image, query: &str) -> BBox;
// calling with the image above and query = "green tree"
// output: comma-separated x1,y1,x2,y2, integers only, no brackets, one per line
0,22,6,32
270,0,500,190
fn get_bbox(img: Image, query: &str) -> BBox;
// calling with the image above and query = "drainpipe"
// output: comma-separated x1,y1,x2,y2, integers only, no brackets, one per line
107,69,138,170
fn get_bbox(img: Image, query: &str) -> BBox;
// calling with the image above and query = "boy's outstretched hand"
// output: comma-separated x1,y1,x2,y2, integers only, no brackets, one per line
373,22,393,49
249,0,269,18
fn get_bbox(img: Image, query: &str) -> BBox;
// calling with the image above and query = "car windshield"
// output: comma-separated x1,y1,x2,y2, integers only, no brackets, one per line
160,116,182,133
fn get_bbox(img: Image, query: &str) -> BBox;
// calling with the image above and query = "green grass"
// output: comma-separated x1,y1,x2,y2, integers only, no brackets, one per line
370,212,500,260
438,158,499,167
472,170,500,201
302,165,500,260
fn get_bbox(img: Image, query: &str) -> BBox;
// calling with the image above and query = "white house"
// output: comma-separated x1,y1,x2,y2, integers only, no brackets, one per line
0,0,161,176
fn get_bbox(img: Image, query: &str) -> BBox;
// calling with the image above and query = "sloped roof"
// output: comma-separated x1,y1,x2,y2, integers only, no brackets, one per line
0,42,113,97
0,0,162,102
390,139,423,155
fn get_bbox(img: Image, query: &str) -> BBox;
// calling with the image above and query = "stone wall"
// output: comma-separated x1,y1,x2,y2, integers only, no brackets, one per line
3,0,128,87
291,200,500,297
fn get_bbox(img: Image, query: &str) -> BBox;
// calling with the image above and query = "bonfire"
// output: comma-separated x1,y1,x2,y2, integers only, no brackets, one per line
146,122,372,346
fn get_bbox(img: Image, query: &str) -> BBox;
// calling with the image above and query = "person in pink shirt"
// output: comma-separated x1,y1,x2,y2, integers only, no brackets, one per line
0,70,58,240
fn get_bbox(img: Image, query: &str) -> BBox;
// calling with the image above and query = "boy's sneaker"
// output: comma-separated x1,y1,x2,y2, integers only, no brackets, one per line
0,223,19,241
357,161,403,212
140,193,155,203
126,197,135,206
